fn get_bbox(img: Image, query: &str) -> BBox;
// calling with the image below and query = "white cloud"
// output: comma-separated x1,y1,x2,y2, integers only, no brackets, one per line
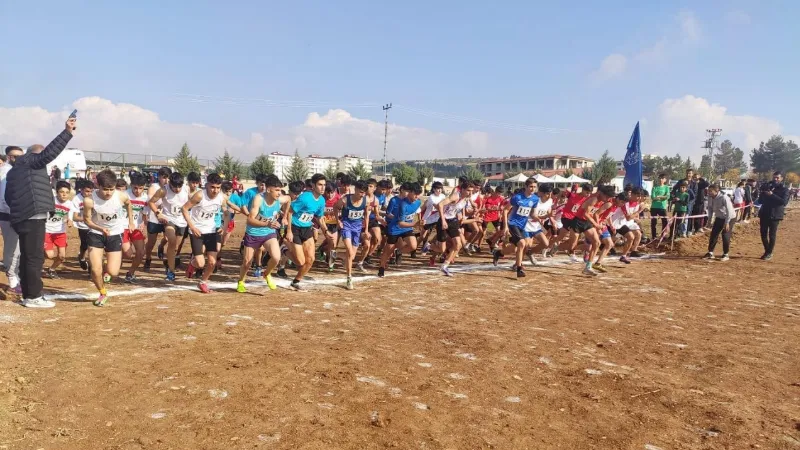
647,95,790,162
725,10,751,26
592,54,628,80
679,10,702,42
0,97,498,163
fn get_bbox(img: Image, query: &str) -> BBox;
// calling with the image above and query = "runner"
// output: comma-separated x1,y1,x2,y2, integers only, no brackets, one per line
72,179,95,272
44,181,77,279
523,184,554,265
334,180,371,290
143,167,172,272
378,182,422,278
483,185,506,250
82,170,135,306
357,179,389,269
147,172,189,282
122,174,149,283
492,178,539,278
551,183,592,261
284,173,327,291
436,180,474,277
321,184,341,271
181,173,229,293
594,193,627,273
419,181,446,266
572,185,615,276
174,171,202,266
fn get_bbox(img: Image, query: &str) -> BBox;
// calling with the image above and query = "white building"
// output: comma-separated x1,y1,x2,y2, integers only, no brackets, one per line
337,154,373,175
306,154,338,176
268,152,294,182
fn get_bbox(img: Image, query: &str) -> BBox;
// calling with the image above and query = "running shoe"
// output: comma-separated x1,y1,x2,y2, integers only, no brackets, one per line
569,253,580,263
103,273,112,283
357,262,366,273
174,257,181,269
124,273,137,284
441,266,454,277
166,270,176,282
290,280,306,291
702,252,714,259
619,256,631,264
516,267,526,278
593,263,608,273
21,297,55,308
394,249,402,265
345,277,354,290
254,266,263,278
276,268,288,278
608,248,618,256
630,251,644,258
719,254,730,262
236,280,247,293
422,243,431,254
364,256,373,266
377,267,385,278
79,258,89,271
764,253,773,261
157,245,165,260
528,254,538,267
94,293,109,307
264,273,277,290
10,285,22,295
185,263,196,279
143,258,151,272
410,251,417,259
492,249,503,266
46,268,60,279
582,267,598,277
199,282,211,293
328,262,335,272
428,256,436,268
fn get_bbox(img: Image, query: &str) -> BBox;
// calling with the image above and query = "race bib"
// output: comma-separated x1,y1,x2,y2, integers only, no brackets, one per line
298,212,314,223
256,213,270,223
48,214,62,223
348,209,364,220
170,205,182,214
570,204,580,213
516,206,532,217
325,206,335,215
99,213,118,222
199,211,215,220
403,214,414,222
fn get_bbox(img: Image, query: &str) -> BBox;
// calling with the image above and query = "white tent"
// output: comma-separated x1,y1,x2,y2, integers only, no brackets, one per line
504,173,529,183
533,174,555,183
566,174,590,183
551,174,570,184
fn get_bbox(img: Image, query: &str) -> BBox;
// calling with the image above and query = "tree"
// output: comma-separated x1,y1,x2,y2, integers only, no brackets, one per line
750,135,800,175
214,150,243,179
173,143,201,176
563,168,574,178
698,154,713,180
417,166,435,185
460,166,485,184
392,164,418,184
249,154,275,179
714,140,747,176
722,168,741,186
586,150,617,184
785,172,800,185
348,161,372,181
285,150,309,183
323,165,339,181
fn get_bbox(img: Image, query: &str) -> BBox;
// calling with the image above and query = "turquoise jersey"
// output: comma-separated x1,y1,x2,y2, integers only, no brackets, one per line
246,195,281,237
290,191,325,228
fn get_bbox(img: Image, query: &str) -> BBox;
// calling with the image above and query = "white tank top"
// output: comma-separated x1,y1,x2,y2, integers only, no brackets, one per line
126,189,149,228
147,184,163,225
90,190,125,236
443,190,462,220
190,190,224,234
161,185,189,227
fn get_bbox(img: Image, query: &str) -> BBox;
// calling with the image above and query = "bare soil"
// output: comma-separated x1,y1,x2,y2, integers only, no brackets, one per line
1,210,799,449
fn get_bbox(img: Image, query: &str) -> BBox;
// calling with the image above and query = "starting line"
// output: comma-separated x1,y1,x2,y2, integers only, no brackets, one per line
44,253,665,302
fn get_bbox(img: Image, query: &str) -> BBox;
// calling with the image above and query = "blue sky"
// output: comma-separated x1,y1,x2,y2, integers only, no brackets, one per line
1,1,798,163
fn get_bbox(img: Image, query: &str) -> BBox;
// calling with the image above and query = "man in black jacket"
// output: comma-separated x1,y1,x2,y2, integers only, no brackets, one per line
758,171,790,261
691,173,710,233
5,118,75,308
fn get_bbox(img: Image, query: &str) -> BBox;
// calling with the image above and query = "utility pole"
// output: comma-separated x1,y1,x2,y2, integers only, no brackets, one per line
702,128,722,179
382,103,392,179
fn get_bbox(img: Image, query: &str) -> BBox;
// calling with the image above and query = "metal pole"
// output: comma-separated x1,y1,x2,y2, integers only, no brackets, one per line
382,103,392,179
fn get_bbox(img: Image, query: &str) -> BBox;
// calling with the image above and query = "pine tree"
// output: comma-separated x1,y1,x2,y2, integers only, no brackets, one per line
173,143,201,176
249,154,275,178
285,150,309,183
214,150,243,179
348,161,372,181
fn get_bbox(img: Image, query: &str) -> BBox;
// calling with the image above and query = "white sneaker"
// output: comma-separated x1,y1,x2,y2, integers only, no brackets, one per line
569,254,580,263
582,267,598,277
528,254,538,266
720,254,730,261
22,297,55,308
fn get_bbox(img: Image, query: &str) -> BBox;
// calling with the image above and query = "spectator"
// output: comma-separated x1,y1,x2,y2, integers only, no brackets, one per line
758,171,790,261
0,146,23,294
670,181,690,238
4,118,75,308
670,169,696,236
733,181,745,219
650,173,670,240
691,173,709,233
742,179,755,223
704,184,736,261
64,163,71,181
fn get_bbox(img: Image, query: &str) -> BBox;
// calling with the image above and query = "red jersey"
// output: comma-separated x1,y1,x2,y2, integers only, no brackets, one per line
562,194,588,220
483,195,504,222
576,198,605,221
598,203,616,223
324,193,341,225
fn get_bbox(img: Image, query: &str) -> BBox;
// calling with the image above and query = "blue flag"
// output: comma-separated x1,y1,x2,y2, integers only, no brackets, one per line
623,122,643,188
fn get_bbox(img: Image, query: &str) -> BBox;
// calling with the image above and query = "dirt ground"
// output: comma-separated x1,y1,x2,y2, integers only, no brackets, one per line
1,210,799,450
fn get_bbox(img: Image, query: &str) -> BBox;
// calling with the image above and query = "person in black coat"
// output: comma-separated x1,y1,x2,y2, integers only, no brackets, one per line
4,117,75,307
757,171,791,260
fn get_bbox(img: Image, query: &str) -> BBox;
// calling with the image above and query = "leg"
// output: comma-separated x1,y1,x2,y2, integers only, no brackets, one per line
128,240,146,276
201,252,216,282
165,227,178,273
144,232,159,266
105,251,123,277
767,220,779,255
0,221,20,284
262,239,281,275
52,246,66,271
88,247,105,292
721,220,733,255
708,218,723,253
297,238,316,281
759,220,770,254
15,219,46,300
239,246,255,283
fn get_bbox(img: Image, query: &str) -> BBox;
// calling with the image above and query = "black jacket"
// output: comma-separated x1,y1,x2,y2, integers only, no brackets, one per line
5,130,72,224
758,182,790,221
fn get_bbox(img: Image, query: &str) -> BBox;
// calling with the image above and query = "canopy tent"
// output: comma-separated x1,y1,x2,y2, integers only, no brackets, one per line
566,174,590,183
551,174,571,184
504,173,529,183
533,174,555,183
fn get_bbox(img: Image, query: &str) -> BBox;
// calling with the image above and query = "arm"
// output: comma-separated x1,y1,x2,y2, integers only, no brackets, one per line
436,192,458,227
580,199,601,228
120,192,135,231
246,194,267,227
182,191,203,236
333,198,346,228
148,189,167,224
25,121,74,170
82,197,107,235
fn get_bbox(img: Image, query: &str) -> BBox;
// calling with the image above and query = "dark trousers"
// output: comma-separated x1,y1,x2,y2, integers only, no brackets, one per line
742,204,752,221
11,219,46,300
691,203,705,232
760,219,780,255
650,208,668,240
708,218,734,255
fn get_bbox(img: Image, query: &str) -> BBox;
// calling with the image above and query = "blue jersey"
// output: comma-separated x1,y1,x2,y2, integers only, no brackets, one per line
388,196,421,236
240,187,259,210
246,194,281,237
370,193,387,219
508,193,539,229
342,194,368,224
290,191,325,228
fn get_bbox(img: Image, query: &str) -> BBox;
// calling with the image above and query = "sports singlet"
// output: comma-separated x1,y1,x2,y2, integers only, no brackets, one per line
443,190,462,220
72,194,88,230
342,194,367,224
190,190,225,234
576,198,605,221
126,189,148,228
246,194,282,237
90,190,125,236
324,194,341,225
161,185,189,227
46,199,74,234
563,194,589,220
147,184,165,225
525,198,553,233
422,193,446,225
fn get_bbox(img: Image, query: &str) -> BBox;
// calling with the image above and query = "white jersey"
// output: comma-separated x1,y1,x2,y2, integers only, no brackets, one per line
443,190,462,220
525,198,553,233
46,198,77,234
125,189,149,228
72,193,88,230
90,190,126,236
624,202,641,231
422,193,446,225
161,185,189,227
610,207,629,230
146,184,164,225
190,190,225,234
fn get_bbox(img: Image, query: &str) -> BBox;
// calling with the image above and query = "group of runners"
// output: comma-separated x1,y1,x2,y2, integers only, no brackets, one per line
35,168,671,306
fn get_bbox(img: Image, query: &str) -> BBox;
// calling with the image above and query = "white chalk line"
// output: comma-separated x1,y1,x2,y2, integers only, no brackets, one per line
44,253,665,301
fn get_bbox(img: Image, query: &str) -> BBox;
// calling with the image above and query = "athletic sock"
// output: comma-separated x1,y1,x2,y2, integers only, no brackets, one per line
99,288,107,296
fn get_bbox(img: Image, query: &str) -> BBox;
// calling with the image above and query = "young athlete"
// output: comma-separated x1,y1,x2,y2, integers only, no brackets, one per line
274,181,306,279
594,193,628,272
174,171,202,264
334,179,371,289
552,183,593,261
72,179,95,272
182,173,229,293
284,173,327,291
573,185,615,276
483,185,507,250
44,181,77,278
436,180,474,276
378,182,422,278
122,174,149,283
321,184,341,271
492,178,539,278
523,184,555,264
236,175,288,293
358,179,390,268
420,181,446,266
144,167,172,271
147,172,189,281
82,170,135,306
